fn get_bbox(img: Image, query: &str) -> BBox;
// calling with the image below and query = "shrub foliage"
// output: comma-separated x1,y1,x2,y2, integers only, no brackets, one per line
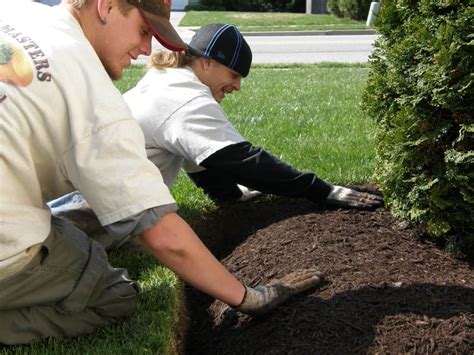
327,0,343,17
327,0,371,20
186,0,305,12
363,0,473,255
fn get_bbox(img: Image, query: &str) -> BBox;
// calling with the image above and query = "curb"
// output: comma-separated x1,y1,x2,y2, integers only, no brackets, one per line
179,27,377,36
242,29,377,36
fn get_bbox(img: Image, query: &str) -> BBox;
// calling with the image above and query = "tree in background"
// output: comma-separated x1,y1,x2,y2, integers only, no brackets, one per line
363,0,473,257
187,0,305,12
327,0,371,20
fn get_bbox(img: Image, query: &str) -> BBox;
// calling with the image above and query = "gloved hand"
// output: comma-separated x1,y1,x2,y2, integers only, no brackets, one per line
233,269,324,315
326,185,383,209
237,184,262,202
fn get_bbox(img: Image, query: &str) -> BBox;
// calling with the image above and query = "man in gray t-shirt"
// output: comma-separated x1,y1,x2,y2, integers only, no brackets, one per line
124,23,384,209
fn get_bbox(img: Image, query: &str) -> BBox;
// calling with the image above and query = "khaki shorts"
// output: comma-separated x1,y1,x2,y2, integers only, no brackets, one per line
0,217,138,345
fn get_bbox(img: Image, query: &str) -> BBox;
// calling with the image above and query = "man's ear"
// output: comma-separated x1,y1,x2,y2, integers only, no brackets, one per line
189,58,208,83
97,0,113,24
200,58,213,72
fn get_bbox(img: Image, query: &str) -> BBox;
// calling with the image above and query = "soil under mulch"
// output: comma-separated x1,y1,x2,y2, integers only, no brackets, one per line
183,185,474,354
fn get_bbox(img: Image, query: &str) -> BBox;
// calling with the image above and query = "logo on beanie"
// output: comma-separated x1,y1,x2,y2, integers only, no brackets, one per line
216,51,226,60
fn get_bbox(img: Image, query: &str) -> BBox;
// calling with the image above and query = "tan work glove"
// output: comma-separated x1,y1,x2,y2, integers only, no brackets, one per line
326,185,383,209
233,269,324,315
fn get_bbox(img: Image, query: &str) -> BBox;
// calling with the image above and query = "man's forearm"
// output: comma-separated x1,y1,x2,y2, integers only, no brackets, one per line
140,212,245,306
199,141,332,202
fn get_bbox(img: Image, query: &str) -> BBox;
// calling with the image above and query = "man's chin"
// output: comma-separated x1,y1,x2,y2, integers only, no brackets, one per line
217,93,226,103
107,67,125,81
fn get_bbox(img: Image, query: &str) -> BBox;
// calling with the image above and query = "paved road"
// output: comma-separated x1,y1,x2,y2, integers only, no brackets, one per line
134,12,378,65
244,34,377,64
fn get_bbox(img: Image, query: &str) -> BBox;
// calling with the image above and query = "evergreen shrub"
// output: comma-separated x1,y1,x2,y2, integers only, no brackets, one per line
328,0,371,20
186,0,305,12
340,0,371,20
185,0,225,11
363,0,473,256
327,0,343,17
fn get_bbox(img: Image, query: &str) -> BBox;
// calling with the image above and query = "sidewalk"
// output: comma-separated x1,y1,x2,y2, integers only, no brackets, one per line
170,11,194,42
133,12,377,65
170,11,377,37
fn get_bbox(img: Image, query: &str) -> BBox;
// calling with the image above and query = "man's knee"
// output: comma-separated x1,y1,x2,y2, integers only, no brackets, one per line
0,218,139,345
48,222,139,322
0,269,138,345
90,267,139,321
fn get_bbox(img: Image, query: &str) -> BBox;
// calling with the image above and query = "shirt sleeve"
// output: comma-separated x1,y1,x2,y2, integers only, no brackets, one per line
104,203,177,239
198,141,333,203
60,119,176,226
48,192,177,242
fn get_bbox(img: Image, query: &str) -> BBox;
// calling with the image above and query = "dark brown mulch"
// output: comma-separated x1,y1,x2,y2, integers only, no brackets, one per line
183,185,474,354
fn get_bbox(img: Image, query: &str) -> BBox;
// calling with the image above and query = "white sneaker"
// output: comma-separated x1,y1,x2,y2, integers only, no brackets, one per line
237,185,262,202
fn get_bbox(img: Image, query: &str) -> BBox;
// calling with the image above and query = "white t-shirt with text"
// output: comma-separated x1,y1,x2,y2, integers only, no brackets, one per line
0,3,174,278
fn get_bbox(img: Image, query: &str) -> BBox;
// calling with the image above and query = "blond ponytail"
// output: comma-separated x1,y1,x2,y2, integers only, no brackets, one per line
147,50,197,70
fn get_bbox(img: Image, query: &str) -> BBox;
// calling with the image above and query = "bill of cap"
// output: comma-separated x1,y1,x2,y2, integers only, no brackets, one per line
186,45,210,59
139,10,186,52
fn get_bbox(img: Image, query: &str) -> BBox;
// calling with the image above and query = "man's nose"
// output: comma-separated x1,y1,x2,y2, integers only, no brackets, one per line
140,36,152,56
233,77,241,91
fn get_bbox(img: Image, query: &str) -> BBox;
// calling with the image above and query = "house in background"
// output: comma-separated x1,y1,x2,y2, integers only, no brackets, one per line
33,0,198,10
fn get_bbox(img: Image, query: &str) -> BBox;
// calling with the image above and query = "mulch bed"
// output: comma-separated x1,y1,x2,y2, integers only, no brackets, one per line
183,185,474,354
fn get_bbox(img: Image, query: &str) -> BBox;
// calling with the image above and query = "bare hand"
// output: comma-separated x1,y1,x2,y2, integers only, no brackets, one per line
326,185,383,209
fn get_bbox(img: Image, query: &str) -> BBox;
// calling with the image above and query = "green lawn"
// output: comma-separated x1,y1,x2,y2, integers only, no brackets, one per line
1,250,184,355
220,63,375,186
180,11,369,31
1,63,375,354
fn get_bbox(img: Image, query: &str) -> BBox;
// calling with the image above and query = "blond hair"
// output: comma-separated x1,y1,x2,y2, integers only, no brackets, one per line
63,0,87,8
148,50,197,70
